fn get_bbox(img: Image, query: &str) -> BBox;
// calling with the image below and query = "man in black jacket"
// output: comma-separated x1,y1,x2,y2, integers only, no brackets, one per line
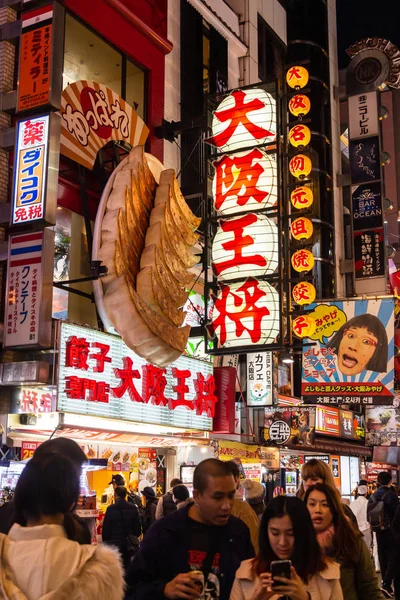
103,485,142,569
369,471,399,598
126,459,254,600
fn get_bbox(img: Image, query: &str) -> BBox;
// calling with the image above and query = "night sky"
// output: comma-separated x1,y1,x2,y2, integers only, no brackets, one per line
336,0,400,68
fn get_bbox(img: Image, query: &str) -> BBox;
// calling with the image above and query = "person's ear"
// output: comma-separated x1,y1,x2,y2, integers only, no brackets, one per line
193,489,200,504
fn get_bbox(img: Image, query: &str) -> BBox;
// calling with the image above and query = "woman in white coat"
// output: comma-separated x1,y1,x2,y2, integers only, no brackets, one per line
230,496,343,600
0,451,124,600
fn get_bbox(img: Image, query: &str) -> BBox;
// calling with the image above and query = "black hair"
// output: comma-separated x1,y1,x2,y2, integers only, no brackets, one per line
173,484,189,502
378,471,392,486
225,460,240,479
170,478,183,488
254,496,325,582
112,474,125,485
34,438,87,468
193,459,234,494
115,485,127,499
326,314,388,373
305,483,360,563
14,452,80,536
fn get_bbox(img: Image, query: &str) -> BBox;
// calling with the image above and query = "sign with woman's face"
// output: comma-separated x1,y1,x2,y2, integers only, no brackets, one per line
301,299,394,406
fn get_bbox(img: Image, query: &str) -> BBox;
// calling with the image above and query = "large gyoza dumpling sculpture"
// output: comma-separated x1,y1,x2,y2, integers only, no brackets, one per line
98,146,201,367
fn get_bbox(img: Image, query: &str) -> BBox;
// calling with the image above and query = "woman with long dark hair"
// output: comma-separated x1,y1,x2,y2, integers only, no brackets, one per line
230,496,342,599
0,452,124,600
305,483,382,600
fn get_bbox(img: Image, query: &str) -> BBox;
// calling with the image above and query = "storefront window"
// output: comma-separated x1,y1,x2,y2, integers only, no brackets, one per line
126,59,146,120
63,13,146,116
53,207,97,327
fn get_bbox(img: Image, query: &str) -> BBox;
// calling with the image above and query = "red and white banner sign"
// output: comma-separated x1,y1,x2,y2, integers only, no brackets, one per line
57,322,216,431
4,230,53,348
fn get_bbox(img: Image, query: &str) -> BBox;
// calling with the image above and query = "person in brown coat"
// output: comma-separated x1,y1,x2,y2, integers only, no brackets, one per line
225,461,260,553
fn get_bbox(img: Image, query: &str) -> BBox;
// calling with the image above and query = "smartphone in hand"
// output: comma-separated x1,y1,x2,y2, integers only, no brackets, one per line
270,560,291,588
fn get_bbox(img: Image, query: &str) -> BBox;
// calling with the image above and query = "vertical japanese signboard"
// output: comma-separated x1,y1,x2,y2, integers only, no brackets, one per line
4,230,54,348
11,113,60,226
348,92,384,282
17,2,64,113
348,92,379,139
247,352,273,406
301,298,394,405
206,85,281,352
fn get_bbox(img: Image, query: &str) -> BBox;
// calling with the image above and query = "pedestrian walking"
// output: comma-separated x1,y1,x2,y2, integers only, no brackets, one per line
368,471,399,598
305,482,382,600
230,495,343,599
102,485,142,570
242,479,266,521
141,486,158,534
0,452,124,600
297,459,358,527
156,477,183,519
382,503,400,599
350,482,372,551
225,461,261,553
125,458,254,600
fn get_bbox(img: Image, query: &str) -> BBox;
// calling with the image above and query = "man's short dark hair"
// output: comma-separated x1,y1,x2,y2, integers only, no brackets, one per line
225,460,240,479
115,485,127,499
193,459,234,493
34,438,86,468
172,484,189,502
378,471,392,486
170,478,182,488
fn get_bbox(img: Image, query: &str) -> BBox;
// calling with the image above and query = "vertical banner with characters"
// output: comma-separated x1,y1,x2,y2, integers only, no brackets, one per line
302,299,394,405
247,352,274,406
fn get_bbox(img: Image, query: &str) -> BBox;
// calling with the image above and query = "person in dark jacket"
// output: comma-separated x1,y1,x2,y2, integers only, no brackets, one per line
125,458,254,600
141,486,158,534
102,485,142,569
369,471,399,598
155,477,183,519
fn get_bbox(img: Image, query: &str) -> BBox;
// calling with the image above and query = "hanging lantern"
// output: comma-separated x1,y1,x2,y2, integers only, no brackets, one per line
292,314,316,338
289,124,311,149
212,213,279,281
289,154,312,179
291,249,314,272
211,278,280,347
211,88,276,153
289,94,311,117
286,66,309,90
291,217,313,240
290,186,314,209
212,149,277,215
292,282,316,305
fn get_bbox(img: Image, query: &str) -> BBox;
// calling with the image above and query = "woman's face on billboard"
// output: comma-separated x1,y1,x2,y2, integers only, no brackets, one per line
337,326,378,375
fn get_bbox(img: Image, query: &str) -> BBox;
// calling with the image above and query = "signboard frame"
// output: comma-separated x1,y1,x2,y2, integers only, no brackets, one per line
17,1,65,113
11,112,61,227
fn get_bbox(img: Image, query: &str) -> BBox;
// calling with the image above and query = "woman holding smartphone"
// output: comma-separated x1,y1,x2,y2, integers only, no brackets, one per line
230,496,342,600
305,483,382,600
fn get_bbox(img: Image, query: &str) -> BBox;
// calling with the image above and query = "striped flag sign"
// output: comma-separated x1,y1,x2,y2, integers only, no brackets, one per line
4,231,52,348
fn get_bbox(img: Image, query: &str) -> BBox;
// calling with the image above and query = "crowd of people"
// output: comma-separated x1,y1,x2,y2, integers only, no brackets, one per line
0,440,397,600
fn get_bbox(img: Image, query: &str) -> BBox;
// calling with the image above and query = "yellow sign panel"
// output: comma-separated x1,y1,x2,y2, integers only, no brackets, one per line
218,440,260,463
